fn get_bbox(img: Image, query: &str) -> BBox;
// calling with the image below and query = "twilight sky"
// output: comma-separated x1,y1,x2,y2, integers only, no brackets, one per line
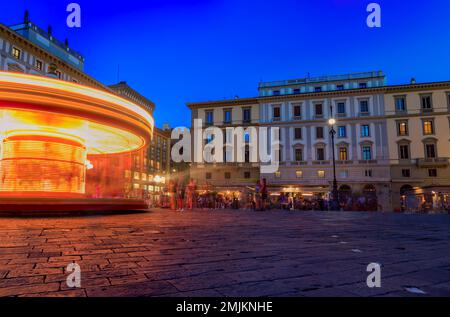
1,0,450,128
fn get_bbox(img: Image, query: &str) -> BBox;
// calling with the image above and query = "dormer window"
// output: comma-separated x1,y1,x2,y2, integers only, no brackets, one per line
314,87,322,92
359,82,367,89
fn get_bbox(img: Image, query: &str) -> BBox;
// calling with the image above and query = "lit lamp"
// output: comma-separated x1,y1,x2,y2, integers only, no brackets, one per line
328,106,339,211
154,175,162,183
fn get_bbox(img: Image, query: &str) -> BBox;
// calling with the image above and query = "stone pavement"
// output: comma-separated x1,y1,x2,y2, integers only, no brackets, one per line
0,209,450,297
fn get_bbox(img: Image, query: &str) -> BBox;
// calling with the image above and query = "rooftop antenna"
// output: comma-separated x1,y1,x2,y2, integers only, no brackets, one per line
117,64,120,83
24,10,29,23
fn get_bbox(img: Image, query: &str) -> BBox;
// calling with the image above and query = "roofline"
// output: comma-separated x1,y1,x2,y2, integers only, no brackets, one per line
0,22,111,93
258,71,385,90
109,82,156,109
186,80,450,109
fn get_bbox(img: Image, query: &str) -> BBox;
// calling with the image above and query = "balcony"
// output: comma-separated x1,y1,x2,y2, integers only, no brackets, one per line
313,160,330,165
358,160,378,164
337,160,354,165
416,158,449,168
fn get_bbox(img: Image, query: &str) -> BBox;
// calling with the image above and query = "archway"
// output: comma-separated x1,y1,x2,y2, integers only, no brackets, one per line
362,184,378,211
400,185,414,212
338,185,352,209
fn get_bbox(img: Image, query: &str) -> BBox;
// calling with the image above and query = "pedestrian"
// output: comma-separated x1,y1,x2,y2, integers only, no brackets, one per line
261,178,269,211
177,183,185,211
255,180,262,211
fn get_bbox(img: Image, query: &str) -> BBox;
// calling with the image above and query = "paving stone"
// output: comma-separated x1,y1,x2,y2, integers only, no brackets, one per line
1,209,450,297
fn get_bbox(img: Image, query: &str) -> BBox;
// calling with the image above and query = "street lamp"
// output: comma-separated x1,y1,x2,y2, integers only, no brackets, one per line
328,106,339,211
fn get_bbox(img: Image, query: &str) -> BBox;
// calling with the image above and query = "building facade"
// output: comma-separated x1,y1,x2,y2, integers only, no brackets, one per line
385,82,450,211
188,99,261,194
188,71,450,211
259,72,391,211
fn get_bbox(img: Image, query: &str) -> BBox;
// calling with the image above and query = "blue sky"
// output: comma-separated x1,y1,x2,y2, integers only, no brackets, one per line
1,0,450,128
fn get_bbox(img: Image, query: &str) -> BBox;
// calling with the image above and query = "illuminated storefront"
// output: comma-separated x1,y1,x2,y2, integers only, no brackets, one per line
0,72,154,211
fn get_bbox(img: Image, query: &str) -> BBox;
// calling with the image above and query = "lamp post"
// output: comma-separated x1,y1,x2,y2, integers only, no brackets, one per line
328,106,339,211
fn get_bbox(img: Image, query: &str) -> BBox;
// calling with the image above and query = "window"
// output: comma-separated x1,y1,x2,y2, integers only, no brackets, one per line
361,125,370,137
34,59,43,71
275,171,281,178
338,126,347,138
421,94,433,111
295,148,303,162
359,83,367,89
337,102,346,115
273,90,280,96
402,169,411,178
315,87,322,92
399,144,410,160
428,169,437,177
397,121,408,136
224,109,231,124
360,100,369,114
365,169,373,177
296,170,303,178
244,147,250,163
275,146,283,162
316,127,324,139
224,172,231,179
12,47,21,59
294,128,302,140
317,170,325,178
244,171,251,179
243,108,251,123
423,120,434,135
395,96,407,112
55,70,62,79
273,106,281,119
315,104,323,117
339,147,348,161
293,104,301,118
317,148,325,161
205,134,214,144
425,144,436,159
362,146,372,160
340,170,349,178
206,111,214,125
336,84,344,91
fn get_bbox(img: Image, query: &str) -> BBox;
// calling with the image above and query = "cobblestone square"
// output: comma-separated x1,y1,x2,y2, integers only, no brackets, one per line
1,209,450,297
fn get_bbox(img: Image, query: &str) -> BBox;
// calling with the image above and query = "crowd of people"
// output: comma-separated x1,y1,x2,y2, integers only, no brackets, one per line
158,178,383,212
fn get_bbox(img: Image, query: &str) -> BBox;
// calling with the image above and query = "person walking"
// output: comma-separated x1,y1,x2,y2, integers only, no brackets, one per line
261,178,268,211
177,183,185,212
169,180,177,210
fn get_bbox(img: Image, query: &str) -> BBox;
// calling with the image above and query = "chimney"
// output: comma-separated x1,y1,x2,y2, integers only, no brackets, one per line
65,38,69,47
410,78,416,85
47,25,52,36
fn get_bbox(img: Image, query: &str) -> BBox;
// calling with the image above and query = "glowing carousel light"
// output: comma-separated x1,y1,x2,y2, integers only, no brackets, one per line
0,71,153,200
